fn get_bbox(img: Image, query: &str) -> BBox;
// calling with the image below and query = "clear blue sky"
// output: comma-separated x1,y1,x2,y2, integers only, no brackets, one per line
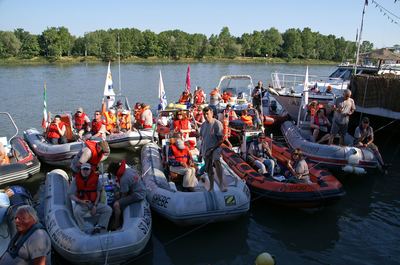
0,0,399,48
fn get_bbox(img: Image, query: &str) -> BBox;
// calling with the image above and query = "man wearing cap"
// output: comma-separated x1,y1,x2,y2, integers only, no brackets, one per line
0,205,51,265
199,106,227,192
286,149,311,183
328,89,356,145
70,140,110,174
168,135,198,192
69,163,112,233
73,107,91,139
117,109,132,131
248,133,276,177
107,160,146,229
354,117,385,168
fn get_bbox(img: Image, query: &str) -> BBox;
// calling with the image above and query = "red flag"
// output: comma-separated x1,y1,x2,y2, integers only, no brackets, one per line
185,65,191,93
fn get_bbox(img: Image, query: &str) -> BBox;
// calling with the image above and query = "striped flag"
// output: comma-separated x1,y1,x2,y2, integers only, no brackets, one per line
41,82,48,129
185,64,191,93
158,70,167,111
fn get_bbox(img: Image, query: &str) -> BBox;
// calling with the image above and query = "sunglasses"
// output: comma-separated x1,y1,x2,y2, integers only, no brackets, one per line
95,113,101,116
77,111,82,113
81,167,91,171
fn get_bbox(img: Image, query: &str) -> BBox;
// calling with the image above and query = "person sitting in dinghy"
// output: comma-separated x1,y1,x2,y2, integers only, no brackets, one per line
0,142,10,165
107,160,146,230
168,135,198,192
47,115,67,145
248,133,276,177
354,117,385,169
70,140,110,175
286,149,311,184
310,108,331,144
118,110,132,132
89,111,107,140
139,103,153,130
73,107,91,139
69,163,112,234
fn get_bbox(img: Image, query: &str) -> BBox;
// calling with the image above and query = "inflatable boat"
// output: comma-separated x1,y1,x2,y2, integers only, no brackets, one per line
221,141,345,208
0,137,40,186
141,142,250,226
0,186,34,257
44,169,152,264
281,121,380,174
24,128,84,166
106,129,157,149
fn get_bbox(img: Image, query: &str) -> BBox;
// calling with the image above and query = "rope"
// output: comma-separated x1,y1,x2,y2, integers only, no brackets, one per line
373,119,399,134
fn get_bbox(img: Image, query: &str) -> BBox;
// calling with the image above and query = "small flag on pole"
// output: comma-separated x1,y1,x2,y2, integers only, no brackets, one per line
158,70,167,111
185,64,191,93
41,82,48,130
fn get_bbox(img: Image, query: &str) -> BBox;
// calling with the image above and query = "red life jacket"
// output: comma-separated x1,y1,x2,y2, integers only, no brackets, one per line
74,113,88,130
91,119,103,134
179,94,190,104
173,119,189,131
76,171,99,203
194,91,205,105
85,140,103,166
47,122,64,139
224,110,236,121
169,144,190,164
222,116,231,140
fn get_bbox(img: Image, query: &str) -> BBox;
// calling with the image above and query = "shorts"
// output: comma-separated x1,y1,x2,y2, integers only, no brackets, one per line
330,120,348,136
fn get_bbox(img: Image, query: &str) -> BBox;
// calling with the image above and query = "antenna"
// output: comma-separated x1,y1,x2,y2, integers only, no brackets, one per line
118,34,122,95
355,0,368,74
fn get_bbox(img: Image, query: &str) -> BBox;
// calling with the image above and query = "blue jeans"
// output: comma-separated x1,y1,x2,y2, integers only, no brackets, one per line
254,158,275,175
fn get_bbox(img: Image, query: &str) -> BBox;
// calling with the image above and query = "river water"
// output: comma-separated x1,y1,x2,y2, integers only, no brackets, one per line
0,63,399,265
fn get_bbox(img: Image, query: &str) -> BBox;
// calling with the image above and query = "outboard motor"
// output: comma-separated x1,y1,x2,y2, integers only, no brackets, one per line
342,148,366,174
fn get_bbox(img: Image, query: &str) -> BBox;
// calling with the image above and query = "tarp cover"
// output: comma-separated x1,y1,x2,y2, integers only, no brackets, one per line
350,74,400,112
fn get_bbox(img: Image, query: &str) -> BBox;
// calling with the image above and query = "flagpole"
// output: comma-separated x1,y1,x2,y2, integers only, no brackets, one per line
297,66,309,127
355,0,368,74
118,35,122,95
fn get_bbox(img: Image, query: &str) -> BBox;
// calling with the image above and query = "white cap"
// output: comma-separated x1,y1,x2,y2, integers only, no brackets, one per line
81,163,91,170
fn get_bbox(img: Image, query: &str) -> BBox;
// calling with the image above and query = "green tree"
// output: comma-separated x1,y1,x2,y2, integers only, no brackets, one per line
301,27,315,59
0,31,21,57
209,34,223,57
262,27,283,57
58,27,74,56
281,28,303,58
139,30,158,58
360,40,373,53
240,33,252,57
39,27,62,57
14,29,39,58
249,31,263,57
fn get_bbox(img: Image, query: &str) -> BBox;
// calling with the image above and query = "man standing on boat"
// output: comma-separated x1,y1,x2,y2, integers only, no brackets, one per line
252,81,266,115
0,205,51,265
199,106,227,192
70,140,110,174
328,89,356,146
69,163,112,234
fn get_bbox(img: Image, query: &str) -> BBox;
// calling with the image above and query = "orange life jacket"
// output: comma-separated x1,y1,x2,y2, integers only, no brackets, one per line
221,92,231,103
224,110,236,121
91,119,104,134
134,108,142,122
193,109,204,122
76,171,99,203
74,113,89,130
47,122,64,139
85,140,103,167
169,144,190,165
210,89,219,96
241,115,253,126
222,116,231,140
104,112,117,131
118,113,131,130
194,91,205,105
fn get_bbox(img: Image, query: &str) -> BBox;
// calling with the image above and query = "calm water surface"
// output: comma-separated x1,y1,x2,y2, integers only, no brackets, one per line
0,63,399,265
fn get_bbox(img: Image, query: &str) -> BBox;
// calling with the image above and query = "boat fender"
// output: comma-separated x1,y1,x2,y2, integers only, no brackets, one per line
346,148,361,166
255,252,276,265
342,165,366,175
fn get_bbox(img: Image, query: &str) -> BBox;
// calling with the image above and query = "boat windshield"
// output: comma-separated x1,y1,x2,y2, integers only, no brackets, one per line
219,78,252,97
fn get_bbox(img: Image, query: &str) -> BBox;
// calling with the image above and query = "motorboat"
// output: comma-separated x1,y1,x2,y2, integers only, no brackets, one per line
221,133,345,208
44,169,152,264
0,112,40,185
215,75,254,112
141,142,250,226
281,121,380,174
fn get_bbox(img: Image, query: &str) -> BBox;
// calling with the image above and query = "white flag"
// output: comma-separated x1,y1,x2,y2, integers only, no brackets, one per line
103,61,115,109
158,70,167,111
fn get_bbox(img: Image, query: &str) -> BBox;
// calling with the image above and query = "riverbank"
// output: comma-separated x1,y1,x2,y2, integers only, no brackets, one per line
0,56,339,66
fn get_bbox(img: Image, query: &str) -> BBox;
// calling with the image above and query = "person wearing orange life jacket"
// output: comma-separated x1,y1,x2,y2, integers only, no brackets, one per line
47,115,67,145
240,109,253,127
70,140,110,174
0,142,10,165
178,91,191,105
221,110,233,148
171,111,192,139
140,103,153,130
168,136,197,192
74,107,91,138
193,87,206,105
117,110,132,131
221,91,232,103
68,163,112,233
133,102,142,128
209,87,222,106
102,102,117,133
192,105,205,126
219,104,237,122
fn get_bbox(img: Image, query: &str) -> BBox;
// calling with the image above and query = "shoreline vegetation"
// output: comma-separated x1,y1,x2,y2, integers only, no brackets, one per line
0,56,339,66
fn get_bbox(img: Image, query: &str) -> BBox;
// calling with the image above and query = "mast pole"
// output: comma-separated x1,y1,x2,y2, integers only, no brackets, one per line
355,0,368,74
118,34,121,95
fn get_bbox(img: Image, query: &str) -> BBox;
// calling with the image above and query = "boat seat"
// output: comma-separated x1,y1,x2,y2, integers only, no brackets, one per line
59,114,75,142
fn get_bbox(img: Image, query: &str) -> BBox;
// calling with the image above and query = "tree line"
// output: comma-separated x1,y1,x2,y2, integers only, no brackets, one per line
0,26,375,62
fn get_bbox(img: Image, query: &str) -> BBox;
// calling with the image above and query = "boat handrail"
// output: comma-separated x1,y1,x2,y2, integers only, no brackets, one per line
270,72,347,91
0,112,19,144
